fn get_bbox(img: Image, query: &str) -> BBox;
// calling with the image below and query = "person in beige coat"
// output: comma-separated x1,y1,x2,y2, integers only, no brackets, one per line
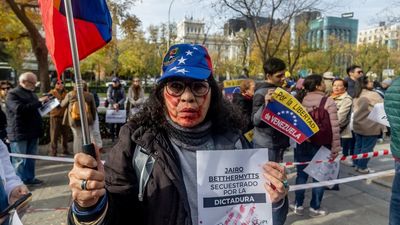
291,74,340,218
352,76,385,174
331,79,354,162
60,82,97,154
48,80,69,156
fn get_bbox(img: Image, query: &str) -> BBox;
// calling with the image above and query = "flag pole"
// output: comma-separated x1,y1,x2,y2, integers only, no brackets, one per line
63,0,96,158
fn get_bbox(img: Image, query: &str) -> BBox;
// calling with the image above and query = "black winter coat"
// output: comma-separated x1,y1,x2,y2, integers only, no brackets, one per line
6,86,42,141
68,121,288,225
232,92,253,132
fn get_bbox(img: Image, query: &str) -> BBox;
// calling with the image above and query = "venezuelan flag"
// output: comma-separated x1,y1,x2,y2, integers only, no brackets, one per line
262,88,319,144
39,0,112,75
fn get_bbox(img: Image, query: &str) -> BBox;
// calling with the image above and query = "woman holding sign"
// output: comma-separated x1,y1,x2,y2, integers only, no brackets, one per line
67,44,289,225
292,74,340,218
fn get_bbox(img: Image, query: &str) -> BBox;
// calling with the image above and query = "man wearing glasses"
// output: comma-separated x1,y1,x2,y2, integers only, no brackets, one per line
6,72,49,186
345,65,364,98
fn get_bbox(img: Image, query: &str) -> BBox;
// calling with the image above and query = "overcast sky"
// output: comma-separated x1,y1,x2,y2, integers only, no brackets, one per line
130,0,396,33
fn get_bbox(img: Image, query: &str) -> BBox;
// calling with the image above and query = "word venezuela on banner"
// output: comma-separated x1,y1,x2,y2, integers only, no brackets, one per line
38,0,112,75
262,87,319,144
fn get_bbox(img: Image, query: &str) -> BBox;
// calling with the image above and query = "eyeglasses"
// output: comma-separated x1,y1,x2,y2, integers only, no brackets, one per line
56,82,64,85
356,70,363,74
133,80,140,83
165,80,210,97
25,80,36,85
1,87,10,90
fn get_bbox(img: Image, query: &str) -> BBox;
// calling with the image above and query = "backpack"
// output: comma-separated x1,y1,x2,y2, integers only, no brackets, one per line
309,97,333,146
70,94,93,125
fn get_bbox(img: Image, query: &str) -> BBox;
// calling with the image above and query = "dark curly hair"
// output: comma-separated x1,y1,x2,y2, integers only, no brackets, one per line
295,74,323,103
131,76,246,134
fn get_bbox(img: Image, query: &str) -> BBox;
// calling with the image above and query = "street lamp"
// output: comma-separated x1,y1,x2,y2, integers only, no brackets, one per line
167,0,176,50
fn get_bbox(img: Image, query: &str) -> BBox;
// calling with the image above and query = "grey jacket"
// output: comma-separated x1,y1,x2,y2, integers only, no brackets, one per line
252,82,290,150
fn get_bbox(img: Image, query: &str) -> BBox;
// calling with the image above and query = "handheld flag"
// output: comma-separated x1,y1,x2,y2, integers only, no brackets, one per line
261,88,319,144
38,0,112,76
223,79,243,101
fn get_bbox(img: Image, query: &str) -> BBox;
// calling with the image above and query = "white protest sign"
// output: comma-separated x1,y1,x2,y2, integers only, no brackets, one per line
197,149,272,225
11,211,23,225
105,109,126,123
367,103,390,127
304,146,340,188
38,98,60,117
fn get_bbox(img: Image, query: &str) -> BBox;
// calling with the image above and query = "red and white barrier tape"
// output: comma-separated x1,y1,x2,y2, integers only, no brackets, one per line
282,149,391,166
289,169,395,191
9,153,74,163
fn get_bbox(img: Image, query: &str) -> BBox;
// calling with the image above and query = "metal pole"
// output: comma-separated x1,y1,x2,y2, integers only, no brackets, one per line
64,0,92,147
167,0,175,50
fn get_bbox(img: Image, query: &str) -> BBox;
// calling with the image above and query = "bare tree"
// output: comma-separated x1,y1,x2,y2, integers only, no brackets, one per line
214,0,321,66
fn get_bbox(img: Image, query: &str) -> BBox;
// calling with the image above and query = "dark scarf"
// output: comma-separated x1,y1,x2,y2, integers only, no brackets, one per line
165,115,213,151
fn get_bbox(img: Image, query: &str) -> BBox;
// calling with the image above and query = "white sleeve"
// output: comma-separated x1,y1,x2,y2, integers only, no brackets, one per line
0,141,23,199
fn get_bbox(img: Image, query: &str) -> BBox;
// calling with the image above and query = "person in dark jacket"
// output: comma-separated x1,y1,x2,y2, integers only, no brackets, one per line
252,57,290,162
0,81,12,149
67,44,289,225
6,72,49,185
344,65,364,98
232,79,255,133
106,77,126,142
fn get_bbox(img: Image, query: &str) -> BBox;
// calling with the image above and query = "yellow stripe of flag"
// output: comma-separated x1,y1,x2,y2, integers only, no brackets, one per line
272,88,319,133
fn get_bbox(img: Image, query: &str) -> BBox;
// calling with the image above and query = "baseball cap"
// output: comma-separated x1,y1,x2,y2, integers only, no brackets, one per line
158,43,212,83
112,77,120,83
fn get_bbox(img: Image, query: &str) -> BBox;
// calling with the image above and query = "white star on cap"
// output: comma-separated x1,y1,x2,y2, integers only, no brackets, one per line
178,57,187,65
185,50,193,56
168,66,179,71
177,68,188,74
192,46,198,50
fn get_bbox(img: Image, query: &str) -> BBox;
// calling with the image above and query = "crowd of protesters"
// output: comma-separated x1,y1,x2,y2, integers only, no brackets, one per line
0,43,398,224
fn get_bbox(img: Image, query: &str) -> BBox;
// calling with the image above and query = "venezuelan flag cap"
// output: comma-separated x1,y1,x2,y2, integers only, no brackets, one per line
159,44,213,83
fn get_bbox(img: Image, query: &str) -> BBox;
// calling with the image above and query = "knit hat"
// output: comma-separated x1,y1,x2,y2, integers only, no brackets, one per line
382,78,393,86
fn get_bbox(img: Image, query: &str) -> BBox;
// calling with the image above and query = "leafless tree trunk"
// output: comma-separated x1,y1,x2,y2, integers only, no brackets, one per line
5,0,50,92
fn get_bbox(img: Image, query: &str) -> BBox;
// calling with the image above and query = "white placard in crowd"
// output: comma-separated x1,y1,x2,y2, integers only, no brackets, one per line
38,98,60,117
367,103,390,127
11,211,23,225
105,109,126,123
304,146,340,189
197,149,272,225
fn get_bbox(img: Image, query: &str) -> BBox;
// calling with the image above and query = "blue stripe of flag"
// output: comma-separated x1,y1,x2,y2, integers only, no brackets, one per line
267,100,315,137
